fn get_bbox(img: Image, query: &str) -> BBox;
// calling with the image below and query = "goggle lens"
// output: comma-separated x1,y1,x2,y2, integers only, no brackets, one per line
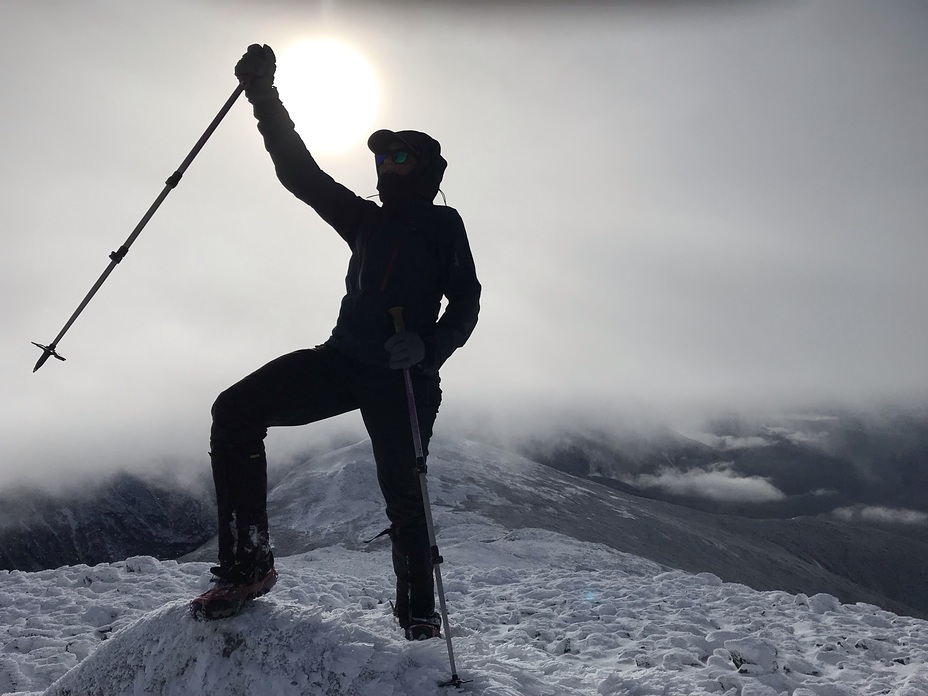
375,150,410,166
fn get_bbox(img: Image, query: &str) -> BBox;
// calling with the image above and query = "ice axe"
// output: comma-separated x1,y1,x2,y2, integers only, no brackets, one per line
388,307,470,689
32,83,245,373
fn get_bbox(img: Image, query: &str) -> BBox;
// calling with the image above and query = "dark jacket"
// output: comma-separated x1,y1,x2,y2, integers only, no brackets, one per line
248,93,481,376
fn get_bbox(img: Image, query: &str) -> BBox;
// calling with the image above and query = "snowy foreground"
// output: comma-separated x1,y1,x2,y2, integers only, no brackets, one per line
3,439,928,695
2,531,928,695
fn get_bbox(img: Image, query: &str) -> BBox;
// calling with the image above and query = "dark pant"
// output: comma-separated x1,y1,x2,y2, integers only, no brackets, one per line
209,344,441,617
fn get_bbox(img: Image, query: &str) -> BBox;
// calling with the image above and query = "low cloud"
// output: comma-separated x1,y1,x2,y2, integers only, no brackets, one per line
812,488,837,497
631,463,786,503
691,434,774,451
831,506,928,526
764,426,830,447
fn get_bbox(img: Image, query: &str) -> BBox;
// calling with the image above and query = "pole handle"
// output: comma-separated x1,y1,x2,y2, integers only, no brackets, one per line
389,306,405,334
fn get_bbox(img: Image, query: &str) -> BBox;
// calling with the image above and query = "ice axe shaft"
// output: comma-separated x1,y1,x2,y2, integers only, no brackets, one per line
32,83,245,372
388,307,468,688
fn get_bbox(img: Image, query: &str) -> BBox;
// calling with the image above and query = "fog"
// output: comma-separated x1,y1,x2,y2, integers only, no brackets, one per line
3,0,927,490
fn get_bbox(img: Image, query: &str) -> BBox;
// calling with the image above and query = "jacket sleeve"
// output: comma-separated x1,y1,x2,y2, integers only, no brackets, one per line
423,210,481,374
247,89,368,243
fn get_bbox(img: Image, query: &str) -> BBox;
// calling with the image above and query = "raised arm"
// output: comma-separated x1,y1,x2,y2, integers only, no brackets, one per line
234,44,369,239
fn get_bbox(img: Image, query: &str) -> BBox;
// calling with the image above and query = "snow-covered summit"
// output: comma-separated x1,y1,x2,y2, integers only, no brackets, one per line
3,439,928,695
5,529,928,694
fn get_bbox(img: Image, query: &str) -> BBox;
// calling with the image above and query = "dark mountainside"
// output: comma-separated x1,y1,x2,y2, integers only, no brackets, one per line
520,409,928,524
0,472,213,572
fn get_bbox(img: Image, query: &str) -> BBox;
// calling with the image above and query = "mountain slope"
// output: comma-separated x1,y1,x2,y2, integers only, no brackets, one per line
184,438,928,619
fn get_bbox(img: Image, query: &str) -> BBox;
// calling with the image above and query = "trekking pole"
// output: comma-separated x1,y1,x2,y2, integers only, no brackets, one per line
31,83,245,373
389,307,468,689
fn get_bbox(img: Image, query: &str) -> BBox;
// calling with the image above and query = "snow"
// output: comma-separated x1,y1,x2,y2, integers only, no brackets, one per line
4,536,928,694
3,441,928,695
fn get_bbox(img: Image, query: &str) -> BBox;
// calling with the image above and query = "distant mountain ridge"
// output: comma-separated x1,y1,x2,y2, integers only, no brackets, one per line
0,472,213,572
4,430,927,621
519,410,928,524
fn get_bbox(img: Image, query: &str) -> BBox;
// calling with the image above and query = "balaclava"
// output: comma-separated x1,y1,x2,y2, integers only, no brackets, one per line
368,129,447,207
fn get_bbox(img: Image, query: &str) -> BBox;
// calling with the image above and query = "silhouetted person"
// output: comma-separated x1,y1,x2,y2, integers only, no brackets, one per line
190,45,481,639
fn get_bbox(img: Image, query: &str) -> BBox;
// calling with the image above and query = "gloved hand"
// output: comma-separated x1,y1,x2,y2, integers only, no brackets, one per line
235,44,276,93
384,331,426,370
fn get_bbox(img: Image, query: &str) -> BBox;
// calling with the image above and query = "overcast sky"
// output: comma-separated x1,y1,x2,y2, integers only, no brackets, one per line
3,0,927,489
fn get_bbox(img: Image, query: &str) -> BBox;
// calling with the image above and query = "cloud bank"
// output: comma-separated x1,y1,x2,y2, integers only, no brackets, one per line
631,463,787,504
831,506,928,527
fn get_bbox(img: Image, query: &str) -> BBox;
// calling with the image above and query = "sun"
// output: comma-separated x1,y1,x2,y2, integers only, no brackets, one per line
274,38,380,155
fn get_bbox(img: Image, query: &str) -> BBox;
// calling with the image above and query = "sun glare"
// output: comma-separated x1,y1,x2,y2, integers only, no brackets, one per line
274,38,380,155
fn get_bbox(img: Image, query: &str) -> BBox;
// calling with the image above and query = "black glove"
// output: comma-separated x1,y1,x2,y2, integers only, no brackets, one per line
384,331,426,370
235,44,276,93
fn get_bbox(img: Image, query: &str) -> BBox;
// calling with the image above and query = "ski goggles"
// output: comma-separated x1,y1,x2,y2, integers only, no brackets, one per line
375,150,411,166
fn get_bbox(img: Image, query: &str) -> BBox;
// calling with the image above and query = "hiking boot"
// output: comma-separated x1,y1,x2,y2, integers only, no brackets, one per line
190,565,278,621
406,612,442,641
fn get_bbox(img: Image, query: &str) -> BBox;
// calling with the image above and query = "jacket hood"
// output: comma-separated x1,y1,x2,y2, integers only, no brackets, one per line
368,129,447,205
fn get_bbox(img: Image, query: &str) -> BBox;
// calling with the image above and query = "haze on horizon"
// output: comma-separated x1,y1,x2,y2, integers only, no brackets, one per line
2,0,927,490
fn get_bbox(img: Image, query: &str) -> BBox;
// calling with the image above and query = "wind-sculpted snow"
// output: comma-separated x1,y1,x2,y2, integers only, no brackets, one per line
43,599,443,696
2,529,928,694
